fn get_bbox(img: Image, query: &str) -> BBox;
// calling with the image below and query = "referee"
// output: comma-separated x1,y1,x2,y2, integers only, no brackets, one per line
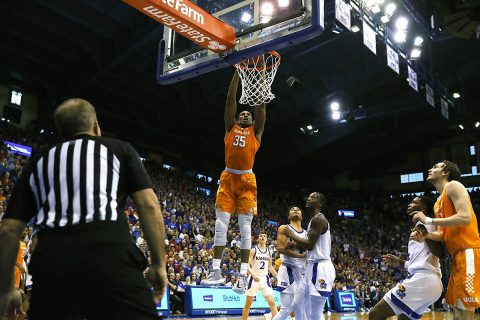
0,99,167,319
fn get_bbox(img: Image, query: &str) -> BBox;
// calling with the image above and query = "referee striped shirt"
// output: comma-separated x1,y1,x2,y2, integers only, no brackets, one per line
4,134,153,229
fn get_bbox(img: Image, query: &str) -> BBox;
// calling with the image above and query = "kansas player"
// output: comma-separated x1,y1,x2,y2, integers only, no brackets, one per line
369,196,445,320
283,192,335,320
272,206,307,320
242,231,278,320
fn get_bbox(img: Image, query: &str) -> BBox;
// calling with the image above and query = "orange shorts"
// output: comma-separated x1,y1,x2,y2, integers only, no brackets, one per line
446,248,480,308
215,171,257,215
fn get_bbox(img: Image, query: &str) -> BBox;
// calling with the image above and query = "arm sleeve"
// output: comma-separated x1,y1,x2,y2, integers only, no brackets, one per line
123,143,154,194
3,161,37,222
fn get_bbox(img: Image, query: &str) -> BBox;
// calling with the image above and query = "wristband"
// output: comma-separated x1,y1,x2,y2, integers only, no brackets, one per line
424,217,433,225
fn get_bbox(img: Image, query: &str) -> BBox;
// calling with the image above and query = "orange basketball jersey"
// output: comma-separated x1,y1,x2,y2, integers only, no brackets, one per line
434,186,480,255
224,124,259,170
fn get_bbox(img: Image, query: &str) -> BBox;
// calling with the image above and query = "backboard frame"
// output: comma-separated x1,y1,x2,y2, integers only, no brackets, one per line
157,0,324,84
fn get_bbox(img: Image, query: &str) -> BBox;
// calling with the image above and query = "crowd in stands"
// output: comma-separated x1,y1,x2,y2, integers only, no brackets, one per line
2,123,480,314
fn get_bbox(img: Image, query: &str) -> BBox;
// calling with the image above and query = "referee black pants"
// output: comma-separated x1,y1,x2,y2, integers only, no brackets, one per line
28,222,160,320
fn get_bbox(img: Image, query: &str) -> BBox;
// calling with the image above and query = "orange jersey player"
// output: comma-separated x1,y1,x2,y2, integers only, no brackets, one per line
411,160,480,320
201,68,267,295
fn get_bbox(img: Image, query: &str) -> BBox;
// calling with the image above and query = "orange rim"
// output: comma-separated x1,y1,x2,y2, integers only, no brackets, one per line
236,51,281,71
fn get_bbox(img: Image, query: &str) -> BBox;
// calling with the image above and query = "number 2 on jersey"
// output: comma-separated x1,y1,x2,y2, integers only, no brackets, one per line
233,135,246,147
260,261,265,269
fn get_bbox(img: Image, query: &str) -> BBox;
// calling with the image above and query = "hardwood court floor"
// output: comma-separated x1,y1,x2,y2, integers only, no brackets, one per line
169,311,467,320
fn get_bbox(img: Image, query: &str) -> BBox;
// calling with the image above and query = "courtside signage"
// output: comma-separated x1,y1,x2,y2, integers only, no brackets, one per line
155,287,170,316
4,141,32,157
122,0,235,52
184,286,280,315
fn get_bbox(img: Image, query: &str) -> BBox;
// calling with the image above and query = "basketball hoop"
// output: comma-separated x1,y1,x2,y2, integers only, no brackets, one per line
234,51,281,106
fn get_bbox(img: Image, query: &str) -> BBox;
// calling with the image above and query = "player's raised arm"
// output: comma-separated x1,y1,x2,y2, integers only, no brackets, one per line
225,71,240,132
254,103,266,143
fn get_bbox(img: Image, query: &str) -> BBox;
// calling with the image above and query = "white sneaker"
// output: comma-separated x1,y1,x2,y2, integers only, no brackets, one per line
263,312,272,320
232,274,247,294
200,269,224,285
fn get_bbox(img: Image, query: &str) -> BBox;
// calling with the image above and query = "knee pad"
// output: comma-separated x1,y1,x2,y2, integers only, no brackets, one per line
214,210,231,246
238,213,253,250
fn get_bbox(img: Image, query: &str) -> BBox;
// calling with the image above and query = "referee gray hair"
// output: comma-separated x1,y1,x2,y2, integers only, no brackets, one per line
54,98,97,139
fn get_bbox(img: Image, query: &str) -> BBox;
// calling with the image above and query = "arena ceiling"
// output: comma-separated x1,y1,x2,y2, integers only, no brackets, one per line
0,0,479,183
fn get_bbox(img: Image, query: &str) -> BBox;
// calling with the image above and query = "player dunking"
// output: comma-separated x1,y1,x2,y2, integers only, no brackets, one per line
283,192,335,320
369,196,445,320
201,69,266,294
411,160,480,319
273,206,307,320
242,231,278,320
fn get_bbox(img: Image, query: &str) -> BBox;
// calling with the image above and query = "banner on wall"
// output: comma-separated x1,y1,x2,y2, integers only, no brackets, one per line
426,84,434,107
335,0,351,30
408,65,418,92
441,98,449,120
4,141,32,157
363,21,376,54
386,45,399,74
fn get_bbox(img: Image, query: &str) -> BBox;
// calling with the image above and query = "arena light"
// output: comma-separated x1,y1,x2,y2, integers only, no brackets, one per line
453,92,461,99
413,36,424,46
410,48,421,59
395,17,409,30
393,30,407,43
241,12,252,23
278,0,289,8
475,122,480,128
332,25,343,34
261,2,274,15
380,15,390,23
332,111,341,120
385,3,396,15
330,102,340,111
365,0,384,6
261,16,272,23
459,124,465,130
306,125,313,130
351,25,360,32
371,5,381,14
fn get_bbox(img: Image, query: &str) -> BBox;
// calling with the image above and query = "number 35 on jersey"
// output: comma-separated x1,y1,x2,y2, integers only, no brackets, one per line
233,135,246,147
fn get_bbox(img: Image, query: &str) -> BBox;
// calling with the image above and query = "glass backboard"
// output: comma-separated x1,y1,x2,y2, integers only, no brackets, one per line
158,0,324,84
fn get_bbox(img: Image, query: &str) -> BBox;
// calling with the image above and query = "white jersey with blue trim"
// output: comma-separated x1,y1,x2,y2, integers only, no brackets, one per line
281,224,307,268
405,222,441,277
306,213,331,263
252,245,271,277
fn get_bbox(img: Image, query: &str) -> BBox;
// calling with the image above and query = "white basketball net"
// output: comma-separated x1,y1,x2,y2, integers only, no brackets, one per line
234,51,281,106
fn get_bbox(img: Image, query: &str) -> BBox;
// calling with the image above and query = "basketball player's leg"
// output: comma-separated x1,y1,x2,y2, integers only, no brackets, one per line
272,292,294,320
234,173,257,293
273,265,300,320
203,173,234,285
448,249,480,319
243,282,259,320
291,281,309,320
453,302,475,320
309,295,328,320
308,261,335,320
368,299,396,320
261,283,278,317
